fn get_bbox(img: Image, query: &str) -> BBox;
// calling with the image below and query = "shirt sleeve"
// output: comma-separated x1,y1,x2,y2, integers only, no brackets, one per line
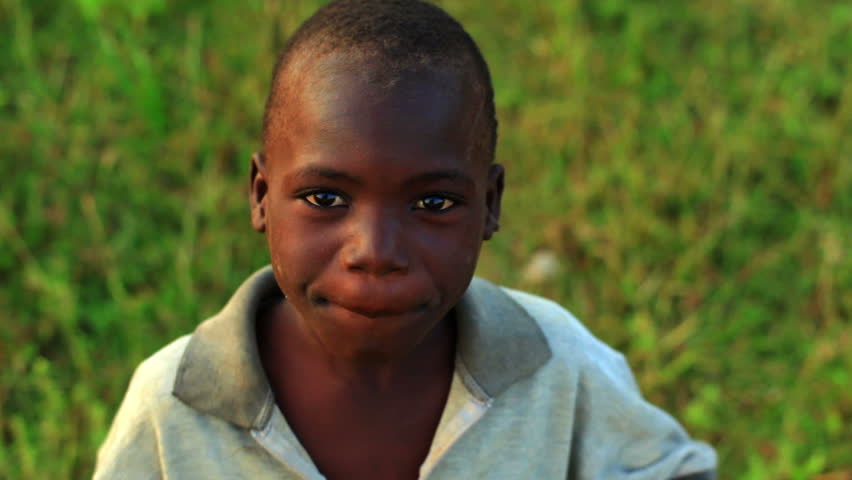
569,351,718,480
92,365,163,480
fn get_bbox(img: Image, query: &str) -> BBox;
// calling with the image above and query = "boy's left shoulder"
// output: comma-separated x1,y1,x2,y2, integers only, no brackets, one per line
497,285,631,374
460,277,639,396
486,282,718,479
494,284,650,414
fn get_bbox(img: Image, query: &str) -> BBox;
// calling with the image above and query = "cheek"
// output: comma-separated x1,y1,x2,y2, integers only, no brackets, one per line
458,216,487,271
417,219,483,276
460,235,484,271
265,205,337,286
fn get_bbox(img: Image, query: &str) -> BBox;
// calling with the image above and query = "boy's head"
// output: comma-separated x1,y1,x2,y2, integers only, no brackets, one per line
250,0,504,360
261,0,497,164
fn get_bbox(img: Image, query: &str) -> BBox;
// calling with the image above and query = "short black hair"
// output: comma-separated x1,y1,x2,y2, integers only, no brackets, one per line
262,0,497,162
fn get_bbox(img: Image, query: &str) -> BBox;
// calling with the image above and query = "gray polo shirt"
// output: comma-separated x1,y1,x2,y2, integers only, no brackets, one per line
94,266,717,479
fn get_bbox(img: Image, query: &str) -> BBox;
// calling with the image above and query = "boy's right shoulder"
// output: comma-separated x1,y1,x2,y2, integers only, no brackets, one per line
93,335,195,479
119,334,193,412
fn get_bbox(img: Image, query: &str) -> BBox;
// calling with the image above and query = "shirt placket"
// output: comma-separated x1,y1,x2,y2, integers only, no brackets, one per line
418,364,493,479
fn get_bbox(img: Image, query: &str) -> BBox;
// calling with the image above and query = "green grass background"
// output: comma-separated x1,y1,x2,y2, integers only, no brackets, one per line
1,0,850,478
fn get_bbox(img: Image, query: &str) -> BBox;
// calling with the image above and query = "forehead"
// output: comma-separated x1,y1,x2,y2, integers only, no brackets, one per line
266,54,485,171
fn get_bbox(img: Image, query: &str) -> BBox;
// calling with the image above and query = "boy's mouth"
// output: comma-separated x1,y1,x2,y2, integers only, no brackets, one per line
311,295,429,320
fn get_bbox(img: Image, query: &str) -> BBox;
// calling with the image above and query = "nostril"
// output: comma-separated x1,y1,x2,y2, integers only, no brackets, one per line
340,221,409,275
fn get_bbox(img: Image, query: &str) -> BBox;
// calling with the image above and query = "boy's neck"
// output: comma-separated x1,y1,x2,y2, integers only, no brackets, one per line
256,296,457,480
257,297,457,393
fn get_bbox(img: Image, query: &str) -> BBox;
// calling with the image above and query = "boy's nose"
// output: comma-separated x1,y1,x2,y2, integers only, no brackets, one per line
341,210,409,276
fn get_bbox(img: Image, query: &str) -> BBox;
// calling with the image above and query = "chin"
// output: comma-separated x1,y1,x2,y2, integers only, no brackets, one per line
316,304,443,360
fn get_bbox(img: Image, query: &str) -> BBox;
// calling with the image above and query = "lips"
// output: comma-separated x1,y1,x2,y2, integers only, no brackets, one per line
336,302,416,318
313,294,428,319
309,278,434,320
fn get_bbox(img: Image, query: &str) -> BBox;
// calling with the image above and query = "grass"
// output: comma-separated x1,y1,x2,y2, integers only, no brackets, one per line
1,0,850,478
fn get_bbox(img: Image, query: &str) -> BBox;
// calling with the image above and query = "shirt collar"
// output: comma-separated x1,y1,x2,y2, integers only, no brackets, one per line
172,265,552,429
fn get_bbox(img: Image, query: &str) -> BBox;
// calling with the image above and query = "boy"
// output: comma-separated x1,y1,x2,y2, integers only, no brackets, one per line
95,0,717,478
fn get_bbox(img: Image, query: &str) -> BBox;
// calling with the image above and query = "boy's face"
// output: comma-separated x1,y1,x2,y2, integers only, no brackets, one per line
251,56,503,360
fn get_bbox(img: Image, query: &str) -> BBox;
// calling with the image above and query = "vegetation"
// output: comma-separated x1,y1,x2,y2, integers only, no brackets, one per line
1,0,849,478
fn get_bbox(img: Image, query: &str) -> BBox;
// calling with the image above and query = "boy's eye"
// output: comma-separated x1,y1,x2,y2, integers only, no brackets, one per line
303,191,347,208
415,195,456,212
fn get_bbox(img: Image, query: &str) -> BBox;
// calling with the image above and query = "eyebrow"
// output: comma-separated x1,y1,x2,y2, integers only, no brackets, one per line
403,169,476,189
291,166,476,189
291,166,364,185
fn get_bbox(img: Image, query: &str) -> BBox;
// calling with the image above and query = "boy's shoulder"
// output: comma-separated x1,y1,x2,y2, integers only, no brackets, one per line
115,334,193,416
485,282,718,478
94,335,193,479
448,279,718,478
493,282,637,385
456,276,652,411
500,285,611,351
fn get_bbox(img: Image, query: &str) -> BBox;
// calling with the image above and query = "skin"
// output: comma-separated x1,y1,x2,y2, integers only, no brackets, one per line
249,54,503,479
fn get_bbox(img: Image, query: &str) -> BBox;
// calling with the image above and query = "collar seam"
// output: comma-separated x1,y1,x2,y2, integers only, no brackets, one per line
252,389,275,431
454,354,492,405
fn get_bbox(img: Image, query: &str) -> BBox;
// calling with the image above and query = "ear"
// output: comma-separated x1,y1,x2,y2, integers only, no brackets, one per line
250,152,269,233
483,163,504,240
